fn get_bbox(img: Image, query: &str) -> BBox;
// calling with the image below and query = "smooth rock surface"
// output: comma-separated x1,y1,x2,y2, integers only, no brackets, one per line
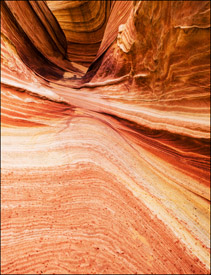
1,1,210,274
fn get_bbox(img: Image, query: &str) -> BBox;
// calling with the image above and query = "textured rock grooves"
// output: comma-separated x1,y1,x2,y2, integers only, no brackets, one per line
1,1,210,274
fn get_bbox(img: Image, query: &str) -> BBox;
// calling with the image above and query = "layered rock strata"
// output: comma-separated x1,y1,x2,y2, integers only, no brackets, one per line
1,0,210,274
46,0,112,69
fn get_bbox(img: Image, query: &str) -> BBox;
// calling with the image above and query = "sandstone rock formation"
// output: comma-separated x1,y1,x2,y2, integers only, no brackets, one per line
1,1,210,274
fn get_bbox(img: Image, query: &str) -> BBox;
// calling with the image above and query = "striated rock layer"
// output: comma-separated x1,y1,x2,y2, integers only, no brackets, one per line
46,0,113,69
1,1,210,274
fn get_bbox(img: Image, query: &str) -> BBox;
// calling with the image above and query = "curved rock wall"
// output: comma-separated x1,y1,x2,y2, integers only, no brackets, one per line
1,1,210,274
1,0,83,78
46,0,113,69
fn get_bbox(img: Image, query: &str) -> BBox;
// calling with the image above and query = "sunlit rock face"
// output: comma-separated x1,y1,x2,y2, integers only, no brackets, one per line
1,1,210,274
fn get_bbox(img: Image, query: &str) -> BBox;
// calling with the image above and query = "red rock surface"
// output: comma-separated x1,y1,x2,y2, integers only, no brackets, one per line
1,1,210,274
46,0,113,69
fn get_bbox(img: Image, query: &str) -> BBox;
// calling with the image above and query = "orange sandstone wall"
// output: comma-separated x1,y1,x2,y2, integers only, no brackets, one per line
1,1,210,274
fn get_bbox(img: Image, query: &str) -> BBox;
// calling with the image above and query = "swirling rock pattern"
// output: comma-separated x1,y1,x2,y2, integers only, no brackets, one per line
1,1,210,274
46,0,113,69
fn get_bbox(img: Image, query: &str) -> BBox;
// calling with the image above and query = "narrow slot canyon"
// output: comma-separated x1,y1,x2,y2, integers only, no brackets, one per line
1,1,210,274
